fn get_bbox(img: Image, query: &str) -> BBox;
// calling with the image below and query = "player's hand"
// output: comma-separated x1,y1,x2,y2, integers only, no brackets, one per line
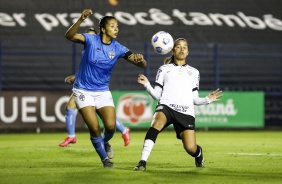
65,75,76,84
207,88,223,102
81,9,92,20
133,53,144,63
132,53,147,68
137,74,148,85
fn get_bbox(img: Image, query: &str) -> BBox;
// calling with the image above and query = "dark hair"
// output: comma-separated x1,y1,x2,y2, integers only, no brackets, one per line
85,27,97,34
98,16,116,33
163,38,188,64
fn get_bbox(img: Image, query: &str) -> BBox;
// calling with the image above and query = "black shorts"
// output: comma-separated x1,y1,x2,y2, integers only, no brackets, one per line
155,104,195,139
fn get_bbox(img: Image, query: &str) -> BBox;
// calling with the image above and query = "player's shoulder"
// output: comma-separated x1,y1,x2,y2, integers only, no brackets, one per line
160,63,174,69
158,63,171,72
111,39,121,46
83,33,100,43
185,64,199,73
112,39,128,50
83,33,98,38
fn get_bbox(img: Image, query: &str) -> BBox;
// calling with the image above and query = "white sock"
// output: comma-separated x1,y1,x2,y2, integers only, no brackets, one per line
141,139,155,161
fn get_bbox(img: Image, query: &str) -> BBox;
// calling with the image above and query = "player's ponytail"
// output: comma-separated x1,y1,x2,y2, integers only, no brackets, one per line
164,55,174,64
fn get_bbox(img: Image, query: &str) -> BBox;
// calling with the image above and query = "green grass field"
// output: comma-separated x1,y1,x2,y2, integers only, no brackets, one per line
1,131,282,184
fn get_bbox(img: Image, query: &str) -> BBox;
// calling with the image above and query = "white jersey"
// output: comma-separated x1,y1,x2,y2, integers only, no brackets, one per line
151,63,200,116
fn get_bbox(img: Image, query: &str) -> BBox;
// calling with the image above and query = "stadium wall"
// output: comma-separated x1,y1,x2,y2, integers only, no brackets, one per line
0,91,264,133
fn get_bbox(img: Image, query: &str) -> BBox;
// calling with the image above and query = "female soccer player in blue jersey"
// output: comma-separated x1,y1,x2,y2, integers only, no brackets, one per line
59,27,131,152
134,38,222,171
59,75,131,149
65,9,147,168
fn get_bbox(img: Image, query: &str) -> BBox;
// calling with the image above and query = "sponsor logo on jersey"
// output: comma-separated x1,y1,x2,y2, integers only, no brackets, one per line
169,104,189,112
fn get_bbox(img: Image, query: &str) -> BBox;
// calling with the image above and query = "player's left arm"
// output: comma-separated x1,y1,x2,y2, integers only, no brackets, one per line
124,51,147,68
193,89,223,105
192,70,222,105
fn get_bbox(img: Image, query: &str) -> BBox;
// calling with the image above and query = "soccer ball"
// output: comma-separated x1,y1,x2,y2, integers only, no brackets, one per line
151,31,174,55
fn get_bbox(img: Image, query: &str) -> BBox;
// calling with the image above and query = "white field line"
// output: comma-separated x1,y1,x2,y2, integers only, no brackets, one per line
227,152,282,157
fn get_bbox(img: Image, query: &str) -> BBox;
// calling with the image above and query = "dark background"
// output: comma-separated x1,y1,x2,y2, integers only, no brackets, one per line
0,0,281,127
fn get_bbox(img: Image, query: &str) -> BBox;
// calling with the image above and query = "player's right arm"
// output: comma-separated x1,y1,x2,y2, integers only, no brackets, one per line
65,9,92,43
137,74,162,100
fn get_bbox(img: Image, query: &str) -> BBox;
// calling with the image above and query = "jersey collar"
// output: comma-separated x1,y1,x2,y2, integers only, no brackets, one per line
173,63,188,67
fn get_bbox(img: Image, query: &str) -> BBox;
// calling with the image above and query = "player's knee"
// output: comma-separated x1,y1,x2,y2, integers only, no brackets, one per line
107,126,116,133
184,144,197,155
89,128,101,137
145,127,160,143
104,123,116,133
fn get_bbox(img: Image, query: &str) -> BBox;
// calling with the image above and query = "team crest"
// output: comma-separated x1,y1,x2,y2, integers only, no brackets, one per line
187,70,192,76
79,94,85,101
108,51,115,59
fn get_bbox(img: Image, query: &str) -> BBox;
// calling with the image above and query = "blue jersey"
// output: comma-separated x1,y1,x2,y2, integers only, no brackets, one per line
74,34,129,91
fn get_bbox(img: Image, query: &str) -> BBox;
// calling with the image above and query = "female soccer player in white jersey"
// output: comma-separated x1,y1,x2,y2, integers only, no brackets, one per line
134,38,222,171
65,9,147,168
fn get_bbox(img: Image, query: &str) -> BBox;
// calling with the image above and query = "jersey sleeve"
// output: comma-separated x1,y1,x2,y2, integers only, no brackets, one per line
116,42,130,59
82,33,91,44
155,66,165,87
142,65,165,100
192,70,200,91
144,82,162,100
82,33,99,49
193,90,211,105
